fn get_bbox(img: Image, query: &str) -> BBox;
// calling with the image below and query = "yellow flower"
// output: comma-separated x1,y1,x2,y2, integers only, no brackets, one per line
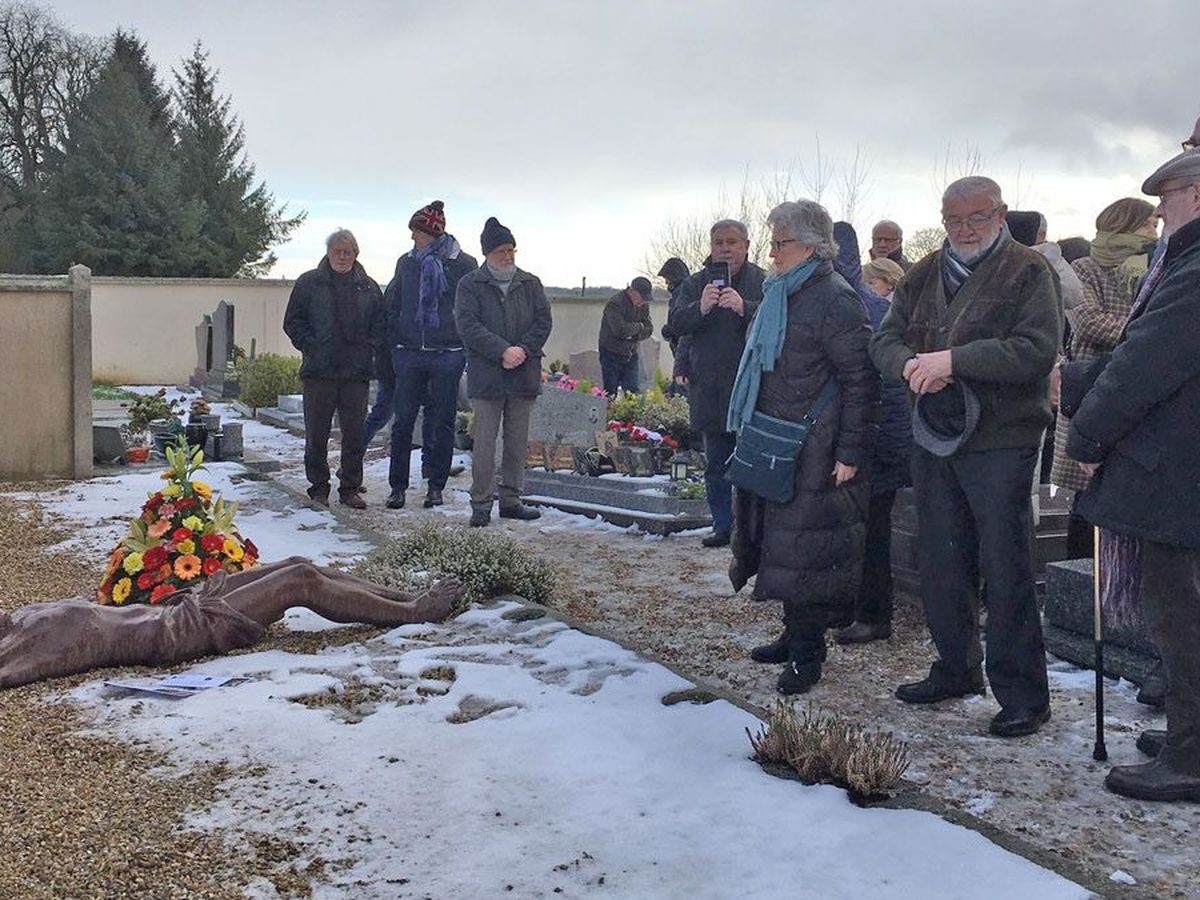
191,481,213,500
161,483,182,498
112,578,132,604
182,515,203,532
223,538,244,561
176,539,196,555
160,469,174,480
122,552,144,575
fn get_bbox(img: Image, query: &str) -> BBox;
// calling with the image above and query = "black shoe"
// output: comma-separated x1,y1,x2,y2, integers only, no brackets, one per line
1105,758,1200,802
1137,661,1166,708
988,704,1051,738
777,660,822,695
750,632,789,664
895,668,986,705
1137,729,1167,758
386,491,406,510
470,509,491,528
499,503,541,521
701,530,731,548
834,621,892,645
338,492,367,510
423,488,444,509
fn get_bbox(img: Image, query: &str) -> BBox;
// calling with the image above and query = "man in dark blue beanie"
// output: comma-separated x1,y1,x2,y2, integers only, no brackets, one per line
481,217,516,256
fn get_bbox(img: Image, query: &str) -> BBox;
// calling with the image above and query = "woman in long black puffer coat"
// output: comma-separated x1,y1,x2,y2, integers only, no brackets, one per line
729,201,878,695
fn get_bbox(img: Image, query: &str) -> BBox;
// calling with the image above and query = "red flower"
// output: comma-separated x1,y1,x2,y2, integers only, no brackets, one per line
146,491,164,510
176,497,195,511
136,572,156,590
200,533,225,554
142,545,168,570
99,577,113,597
171,526,194,543
153,563,171,585
242,538,259,559
149,583,178,604
201,557,222,576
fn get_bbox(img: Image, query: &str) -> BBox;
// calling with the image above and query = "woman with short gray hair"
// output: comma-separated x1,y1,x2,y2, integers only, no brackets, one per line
728,200,878,695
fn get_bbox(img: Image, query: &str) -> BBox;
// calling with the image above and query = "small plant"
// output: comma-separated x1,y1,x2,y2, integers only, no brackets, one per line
747,701,911,803
235,352,302,409
189,397,212,418
608,389,645,424
641,392,690,441
122,389,182,445
672,475,706,500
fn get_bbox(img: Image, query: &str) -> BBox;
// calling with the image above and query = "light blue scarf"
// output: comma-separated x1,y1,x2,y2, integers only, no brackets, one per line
725,257,821,433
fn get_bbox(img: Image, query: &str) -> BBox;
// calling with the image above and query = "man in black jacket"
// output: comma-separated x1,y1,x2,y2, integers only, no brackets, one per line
283,229,384,509
1069,149,1200,801
598,277,653,394
383,201,478,510
667,220,766,547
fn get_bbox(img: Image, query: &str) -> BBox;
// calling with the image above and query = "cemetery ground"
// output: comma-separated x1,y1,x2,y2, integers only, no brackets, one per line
0,397,1193,898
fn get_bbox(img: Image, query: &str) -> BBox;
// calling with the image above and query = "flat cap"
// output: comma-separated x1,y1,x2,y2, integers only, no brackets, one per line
1142,148,1200,195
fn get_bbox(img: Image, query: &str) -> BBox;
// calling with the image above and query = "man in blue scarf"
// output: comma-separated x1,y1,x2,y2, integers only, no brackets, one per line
384,201,478,510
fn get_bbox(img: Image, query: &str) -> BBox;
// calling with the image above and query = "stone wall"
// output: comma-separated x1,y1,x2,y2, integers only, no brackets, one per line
0,266,92,480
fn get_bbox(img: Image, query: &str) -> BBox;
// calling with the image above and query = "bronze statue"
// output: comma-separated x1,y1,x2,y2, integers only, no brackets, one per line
1,557,461,690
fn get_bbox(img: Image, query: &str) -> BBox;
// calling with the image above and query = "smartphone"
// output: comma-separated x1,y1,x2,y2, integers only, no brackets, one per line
708,261,730,289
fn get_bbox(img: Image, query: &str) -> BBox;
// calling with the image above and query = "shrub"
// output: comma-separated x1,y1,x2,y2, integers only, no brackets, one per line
642,393,690,438
747,701,911,803
353,523,557,610
123,388,182,440
236,353,302,409
608,389,645,424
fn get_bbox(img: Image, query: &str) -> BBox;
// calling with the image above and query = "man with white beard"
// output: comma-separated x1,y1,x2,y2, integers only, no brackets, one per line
871,176,1062,738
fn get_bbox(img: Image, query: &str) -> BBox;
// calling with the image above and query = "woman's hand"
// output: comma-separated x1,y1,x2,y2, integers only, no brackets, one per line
832,462,858,485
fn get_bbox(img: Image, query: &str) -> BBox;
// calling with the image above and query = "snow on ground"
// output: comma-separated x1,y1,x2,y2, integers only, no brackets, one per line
69,603,1088,900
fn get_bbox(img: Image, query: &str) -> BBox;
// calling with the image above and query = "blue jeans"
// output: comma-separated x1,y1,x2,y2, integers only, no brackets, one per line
363,362,396,446
600,350,640,395
703,430,736,534
388,348,466,492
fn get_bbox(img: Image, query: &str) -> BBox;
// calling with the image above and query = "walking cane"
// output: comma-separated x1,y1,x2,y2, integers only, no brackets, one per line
1092,525,1108,761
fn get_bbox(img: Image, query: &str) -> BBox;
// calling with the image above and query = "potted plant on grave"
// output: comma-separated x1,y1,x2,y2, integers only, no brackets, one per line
122,389,182,461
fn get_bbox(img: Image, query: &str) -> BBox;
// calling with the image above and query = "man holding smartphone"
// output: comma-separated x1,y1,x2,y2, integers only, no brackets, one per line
667,219,766,547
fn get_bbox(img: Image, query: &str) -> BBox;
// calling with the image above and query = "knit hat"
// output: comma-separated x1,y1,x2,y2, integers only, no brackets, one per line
481,216,516,255
630,276,654,302
1005,211,1042,247
409,200,446,237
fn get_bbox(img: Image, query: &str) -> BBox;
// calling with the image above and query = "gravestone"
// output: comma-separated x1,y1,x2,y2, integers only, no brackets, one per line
522,469,710,535
528,389,607,446
568,350,603,385
190,314,213,388
93,424,126,463
203,301,239,400
637,338,662,388
207,421,243,461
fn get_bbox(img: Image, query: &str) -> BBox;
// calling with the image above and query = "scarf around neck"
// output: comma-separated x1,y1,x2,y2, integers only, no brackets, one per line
1089,231,1154,270
941,227,1006,300
414,233,460,329
725,256,821,433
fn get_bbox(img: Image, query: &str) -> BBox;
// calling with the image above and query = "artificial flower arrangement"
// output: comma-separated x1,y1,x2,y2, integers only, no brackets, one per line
96,438,258,605
607,420,680,451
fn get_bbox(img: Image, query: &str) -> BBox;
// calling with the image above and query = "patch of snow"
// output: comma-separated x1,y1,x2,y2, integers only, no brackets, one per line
1109,870,1137,885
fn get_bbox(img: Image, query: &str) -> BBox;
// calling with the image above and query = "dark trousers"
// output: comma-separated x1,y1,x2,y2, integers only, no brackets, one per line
912,445,1049,711
856,489,897,626
388,348,465,492
363,364,396,446
1141,541,1200,775
302,377,369,498
703,430,736,534
600,350,640,395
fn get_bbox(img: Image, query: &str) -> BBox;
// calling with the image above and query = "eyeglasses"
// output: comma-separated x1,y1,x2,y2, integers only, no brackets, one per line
941,208,999,231
770,239,798,251
1157,182,1198,200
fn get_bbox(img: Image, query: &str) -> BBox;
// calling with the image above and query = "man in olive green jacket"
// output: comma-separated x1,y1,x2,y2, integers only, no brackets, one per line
870,176,1061,738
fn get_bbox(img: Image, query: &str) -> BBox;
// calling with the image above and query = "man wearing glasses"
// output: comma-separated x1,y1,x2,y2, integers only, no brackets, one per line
871,176,1061,738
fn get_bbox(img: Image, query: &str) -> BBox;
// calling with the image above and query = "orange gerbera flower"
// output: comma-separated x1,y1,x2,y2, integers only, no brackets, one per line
149,583,178,604
148,519,172,539
174,554,202,580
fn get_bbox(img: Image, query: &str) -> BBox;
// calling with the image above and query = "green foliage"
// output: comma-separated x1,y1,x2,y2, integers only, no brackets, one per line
575,377,594,395
235,352,301,409
641,392,690,438
353,523,557,609
607,389,645,424
122,388,181,438
653,367,670,392
92,383,139,400
672,476,706,500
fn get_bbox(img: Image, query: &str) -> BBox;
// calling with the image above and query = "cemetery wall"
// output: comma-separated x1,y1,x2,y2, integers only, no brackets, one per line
0,267,92,480
544,295,675,377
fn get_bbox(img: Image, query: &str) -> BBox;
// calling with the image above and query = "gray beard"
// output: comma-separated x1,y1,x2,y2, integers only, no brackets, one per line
487,262,516,281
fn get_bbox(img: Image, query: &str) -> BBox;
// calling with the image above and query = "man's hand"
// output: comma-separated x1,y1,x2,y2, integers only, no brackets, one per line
700,283,721,315
501,346,527,369
832,462,858,485
674,375,688,385
1078,461,1100,478
906,350,954,394
717,288,745,316
1049,363,1062,408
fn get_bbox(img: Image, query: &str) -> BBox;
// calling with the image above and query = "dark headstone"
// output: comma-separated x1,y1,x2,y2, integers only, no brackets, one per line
203,301,239,399
93,424,126,463
190,314,213,388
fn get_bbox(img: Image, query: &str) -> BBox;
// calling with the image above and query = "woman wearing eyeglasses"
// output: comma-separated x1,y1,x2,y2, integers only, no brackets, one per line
729,200,878,695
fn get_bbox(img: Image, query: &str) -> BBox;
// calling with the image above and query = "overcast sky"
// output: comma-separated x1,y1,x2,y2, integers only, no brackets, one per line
46,0,1200,286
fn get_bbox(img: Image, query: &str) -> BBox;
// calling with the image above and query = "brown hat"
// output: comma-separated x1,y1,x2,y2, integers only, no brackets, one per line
1142,149,1200,195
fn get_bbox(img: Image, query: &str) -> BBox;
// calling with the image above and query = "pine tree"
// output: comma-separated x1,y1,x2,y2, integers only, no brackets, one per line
173,42,303,277
34,30,201,275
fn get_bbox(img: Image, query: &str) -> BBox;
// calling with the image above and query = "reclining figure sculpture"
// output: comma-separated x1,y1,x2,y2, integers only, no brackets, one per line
0,557,461,690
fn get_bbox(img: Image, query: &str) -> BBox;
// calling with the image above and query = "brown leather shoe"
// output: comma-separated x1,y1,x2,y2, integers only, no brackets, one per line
339,492,367,510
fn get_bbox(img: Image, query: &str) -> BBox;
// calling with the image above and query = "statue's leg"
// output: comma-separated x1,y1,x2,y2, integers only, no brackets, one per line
223,561,461,628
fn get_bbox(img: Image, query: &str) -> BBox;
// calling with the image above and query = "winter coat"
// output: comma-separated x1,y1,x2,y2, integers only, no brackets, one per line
731,260,879,627
283,258,384,381
870,234,1062,452
455,266,553,400
666,260,767,433
598,290,652,358
832,223,912,495
385,242,478,351
1068,216,1200,549
1034,241,1085,314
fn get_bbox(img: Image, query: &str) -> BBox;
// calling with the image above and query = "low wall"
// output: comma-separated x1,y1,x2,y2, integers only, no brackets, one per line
545,295,675,377
0,267,92,480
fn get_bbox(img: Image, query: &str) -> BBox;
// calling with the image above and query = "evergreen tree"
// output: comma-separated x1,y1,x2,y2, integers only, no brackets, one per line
34,29,200,275
173,42,303,277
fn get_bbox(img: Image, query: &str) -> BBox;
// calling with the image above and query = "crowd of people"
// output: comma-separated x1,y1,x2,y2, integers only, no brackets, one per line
281,119,1200,803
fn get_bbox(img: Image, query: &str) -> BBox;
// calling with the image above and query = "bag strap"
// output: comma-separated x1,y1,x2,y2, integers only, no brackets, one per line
799,379,839,427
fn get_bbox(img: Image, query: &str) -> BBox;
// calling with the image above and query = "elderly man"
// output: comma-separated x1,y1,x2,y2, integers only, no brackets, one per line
283,229,384,509
871,176,1061,737
1068,149,1200,801
870,220,913,271
383,200,478,511
667,219,766,547
598,277,654,394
